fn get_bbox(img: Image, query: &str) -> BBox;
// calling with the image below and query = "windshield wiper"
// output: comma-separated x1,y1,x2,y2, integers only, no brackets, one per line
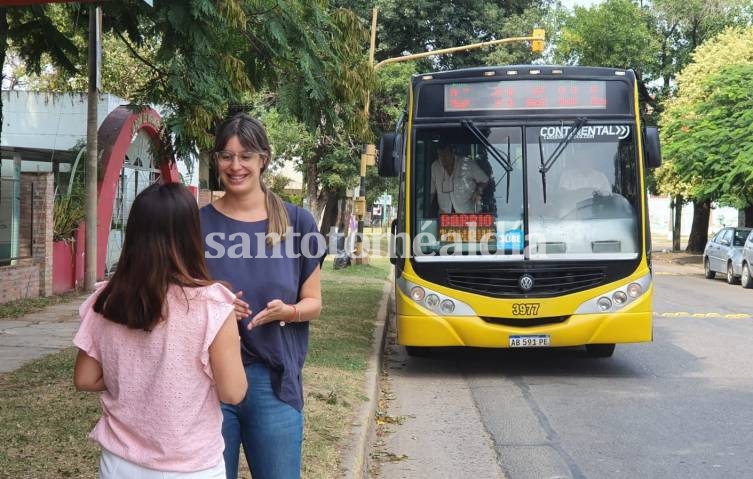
538,117,588,203
461,120,514,202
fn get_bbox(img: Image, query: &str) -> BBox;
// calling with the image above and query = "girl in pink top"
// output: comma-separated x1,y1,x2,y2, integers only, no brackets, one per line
74,182,247,478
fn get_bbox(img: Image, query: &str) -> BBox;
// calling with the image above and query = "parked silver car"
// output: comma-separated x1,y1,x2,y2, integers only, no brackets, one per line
741,230,753,289
703,226,752,284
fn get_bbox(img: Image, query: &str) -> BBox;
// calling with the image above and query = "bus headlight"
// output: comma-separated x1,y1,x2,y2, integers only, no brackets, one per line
627,282,643,298
597,297,612,311
440,299,455,314
574,273,652,315
397,278,476,316
410,286,426,301
425,294,440,309
612,291,628,305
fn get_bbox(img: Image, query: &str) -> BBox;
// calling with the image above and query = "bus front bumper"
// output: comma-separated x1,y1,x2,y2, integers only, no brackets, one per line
396,311,652,348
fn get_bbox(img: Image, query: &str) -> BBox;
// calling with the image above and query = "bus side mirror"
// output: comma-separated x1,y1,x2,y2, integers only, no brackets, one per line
378,133,402,177
643,126,662,169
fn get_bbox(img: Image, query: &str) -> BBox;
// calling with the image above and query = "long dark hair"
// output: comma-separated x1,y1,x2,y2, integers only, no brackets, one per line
94,182,215,331
212,112,289,245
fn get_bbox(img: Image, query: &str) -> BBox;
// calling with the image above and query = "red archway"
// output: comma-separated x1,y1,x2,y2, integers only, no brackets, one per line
96,106,179,279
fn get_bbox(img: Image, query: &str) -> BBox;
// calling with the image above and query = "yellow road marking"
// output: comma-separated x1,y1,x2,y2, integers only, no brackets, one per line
654,312,752,319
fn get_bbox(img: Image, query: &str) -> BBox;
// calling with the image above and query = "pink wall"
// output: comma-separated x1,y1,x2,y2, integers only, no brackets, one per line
52,241,74,294
52,222,86,293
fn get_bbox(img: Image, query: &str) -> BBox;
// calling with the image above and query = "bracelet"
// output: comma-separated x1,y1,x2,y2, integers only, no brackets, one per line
281,304,301,327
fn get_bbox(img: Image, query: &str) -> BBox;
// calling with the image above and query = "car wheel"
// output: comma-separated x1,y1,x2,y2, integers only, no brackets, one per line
742,263,753,289
704,257,715,279
586,343,615,358
727,262,739,284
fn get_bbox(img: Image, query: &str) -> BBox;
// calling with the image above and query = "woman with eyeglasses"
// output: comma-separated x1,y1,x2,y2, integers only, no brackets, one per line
73,182,247,478
200,112,325,479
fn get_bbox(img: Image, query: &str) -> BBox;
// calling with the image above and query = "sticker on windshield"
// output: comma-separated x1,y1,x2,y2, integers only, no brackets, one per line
498,228,524,252
539,125,630,141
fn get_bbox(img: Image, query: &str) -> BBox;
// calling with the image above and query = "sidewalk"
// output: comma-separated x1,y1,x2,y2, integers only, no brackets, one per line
0,293,89,374
651,250,704,276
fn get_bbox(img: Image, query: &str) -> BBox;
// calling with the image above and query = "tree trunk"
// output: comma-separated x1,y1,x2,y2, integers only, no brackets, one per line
305,157,320,221
672,195,682,252
319,190,343,246
319,188,340,239
740,206,753,227
339,196,353,234
686,199,710,253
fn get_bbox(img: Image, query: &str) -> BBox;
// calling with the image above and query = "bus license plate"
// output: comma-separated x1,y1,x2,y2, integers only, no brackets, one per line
509,335,550,348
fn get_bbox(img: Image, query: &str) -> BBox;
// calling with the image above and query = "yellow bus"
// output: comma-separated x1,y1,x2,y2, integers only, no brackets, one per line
378,65,662,358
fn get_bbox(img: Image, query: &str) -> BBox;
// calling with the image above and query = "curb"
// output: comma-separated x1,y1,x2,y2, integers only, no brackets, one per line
340,277,392,478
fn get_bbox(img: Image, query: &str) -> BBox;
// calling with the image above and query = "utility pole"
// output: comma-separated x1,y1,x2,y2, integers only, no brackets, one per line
354,12,544,262
85,4,101,289
352,8,379,265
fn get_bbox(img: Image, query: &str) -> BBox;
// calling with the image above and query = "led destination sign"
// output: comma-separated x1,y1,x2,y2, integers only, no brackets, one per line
439,214,496,243
445,80,608,112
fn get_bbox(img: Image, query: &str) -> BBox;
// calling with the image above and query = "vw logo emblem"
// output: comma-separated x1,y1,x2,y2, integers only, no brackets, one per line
518,274,535,292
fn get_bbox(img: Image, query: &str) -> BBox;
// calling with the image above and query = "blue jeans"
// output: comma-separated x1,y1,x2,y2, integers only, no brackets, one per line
222,362,303,479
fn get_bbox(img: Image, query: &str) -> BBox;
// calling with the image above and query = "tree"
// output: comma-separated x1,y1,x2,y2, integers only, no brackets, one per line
20,29,156,100
700,64,753,226
649,0,752,95
0,4,79,144
4,1,375,232
268,6,374,233
659,27,753,251
644,0,751,249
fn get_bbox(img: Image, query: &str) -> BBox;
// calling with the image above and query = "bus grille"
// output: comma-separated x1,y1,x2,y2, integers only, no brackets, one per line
480,316,569,327
446,266,606,298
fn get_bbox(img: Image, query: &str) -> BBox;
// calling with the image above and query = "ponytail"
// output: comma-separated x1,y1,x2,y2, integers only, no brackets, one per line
262,183,289,246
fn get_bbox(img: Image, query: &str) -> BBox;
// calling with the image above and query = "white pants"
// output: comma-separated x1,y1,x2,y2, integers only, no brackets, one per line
100,449,226,479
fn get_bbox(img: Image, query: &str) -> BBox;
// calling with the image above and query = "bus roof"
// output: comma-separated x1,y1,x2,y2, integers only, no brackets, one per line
412,65,636,86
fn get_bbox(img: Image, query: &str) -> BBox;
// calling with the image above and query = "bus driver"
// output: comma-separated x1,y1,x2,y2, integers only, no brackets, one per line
430,142,489,214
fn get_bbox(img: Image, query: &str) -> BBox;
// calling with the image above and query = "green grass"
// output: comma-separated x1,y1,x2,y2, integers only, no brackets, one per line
0,291,84,320
300,257,391,478
308,259,391,373
0,258,392,479
0,350,101,479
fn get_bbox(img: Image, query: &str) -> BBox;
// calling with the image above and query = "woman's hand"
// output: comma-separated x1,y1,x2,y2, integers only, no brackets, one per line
248,299,294,330
233,291,252,322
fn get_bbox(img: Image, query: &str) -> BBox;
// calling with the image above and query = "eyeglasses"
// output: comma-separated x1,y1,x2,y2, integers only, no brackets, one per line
213,150,262,164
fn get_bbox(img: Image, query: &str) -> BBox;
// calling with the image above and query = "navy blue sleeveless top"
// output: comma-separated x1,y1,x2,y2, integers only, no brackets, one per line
200,202,325,410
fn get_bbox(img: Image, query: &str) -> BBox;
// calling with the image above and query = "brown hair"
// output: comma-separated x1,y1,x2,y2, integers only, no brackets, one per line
94,182,215,331
212,112,289,245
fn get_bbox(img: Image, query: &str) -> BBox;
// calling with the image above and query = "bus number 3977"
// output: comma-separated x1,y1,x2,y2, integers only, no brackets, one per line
512,303,540,316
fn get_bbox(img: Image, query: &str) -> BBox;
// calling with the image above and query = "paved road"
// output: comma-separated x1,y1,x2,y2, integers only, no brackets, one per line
371,259,753,478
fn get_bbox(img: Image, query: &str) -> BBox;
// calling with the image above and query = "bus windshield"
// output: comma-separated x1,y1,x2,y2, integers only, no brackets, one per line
412,123,641,260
